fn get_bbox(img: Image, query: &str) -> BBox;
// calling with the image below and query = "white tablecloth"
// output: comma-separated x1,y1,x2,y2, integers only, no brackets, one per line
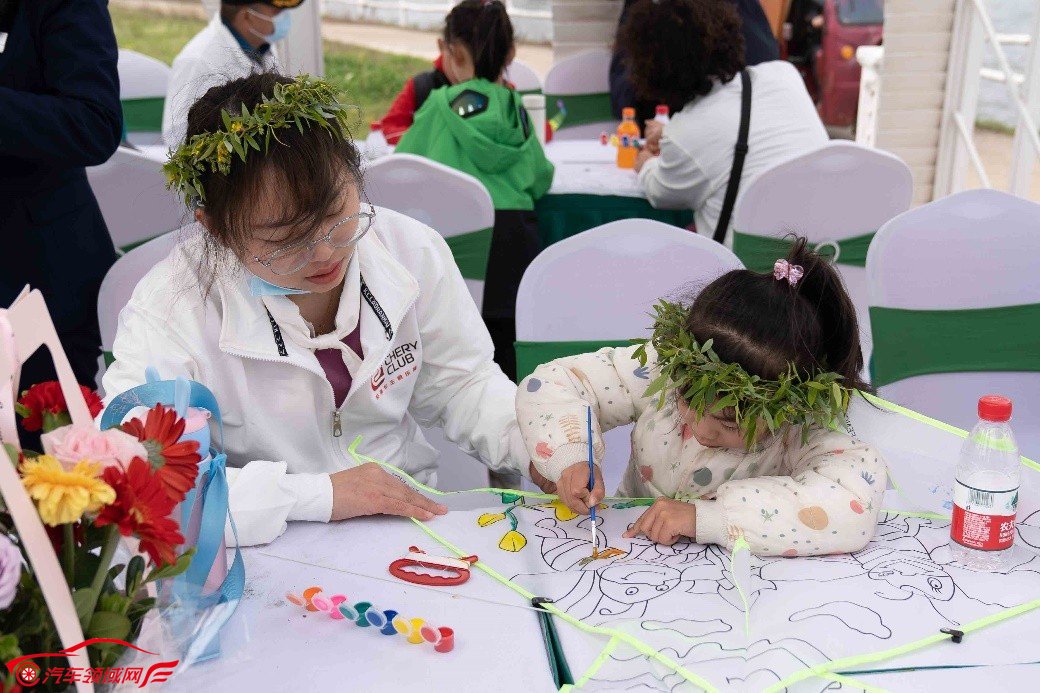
544,140,645,198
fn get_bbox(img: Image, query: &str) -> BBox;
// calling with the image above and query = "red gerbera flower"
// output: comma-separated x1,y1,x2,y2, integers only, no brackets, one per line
120,404,201,505
96,457,184,566
16,382,103,433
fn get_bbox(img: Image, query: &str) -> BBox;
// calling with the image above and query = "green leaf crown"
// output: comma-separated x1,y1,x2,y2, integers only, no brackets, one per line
163,75,355,204
632,299,852,449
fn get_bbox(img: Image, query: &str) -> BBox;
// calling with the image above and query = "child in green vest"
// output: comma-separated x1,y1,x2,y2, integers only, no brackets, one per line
396,0,555,381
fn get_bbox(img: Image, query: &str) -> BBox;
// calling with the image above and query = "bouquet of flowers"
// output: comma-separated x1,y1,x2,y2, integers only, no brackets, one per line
0,381,199,691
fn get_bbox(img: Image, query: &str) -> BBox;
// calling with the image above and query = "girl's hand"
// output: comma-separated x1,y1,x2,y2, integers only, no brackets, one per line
329,463,448,521
623,498,696,545
556,462,605,515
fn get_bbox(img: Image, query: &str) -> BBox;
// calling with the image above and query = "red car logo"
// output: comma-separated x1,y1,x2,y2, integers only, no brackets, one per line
7,638,178,688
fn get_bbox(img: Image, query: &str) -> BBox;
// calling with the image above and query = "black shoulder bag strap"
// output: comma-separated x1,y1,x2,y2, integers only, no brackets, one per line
713,69,752,244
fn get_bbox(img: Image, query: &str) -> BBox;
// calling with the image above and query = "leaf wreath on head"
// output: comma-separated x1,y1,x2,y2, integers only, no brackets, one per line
163,75,356,205
631,299,854,450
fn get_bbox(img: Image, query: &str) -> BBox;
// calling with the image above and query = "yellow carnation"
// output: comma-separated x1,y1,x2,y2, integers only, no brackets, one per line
20,455,116,526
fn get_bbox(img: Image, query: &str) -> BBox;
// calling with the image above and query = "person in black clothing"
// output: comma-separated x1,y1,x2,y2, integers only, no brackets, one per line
0,0,121,443
610,0,780,129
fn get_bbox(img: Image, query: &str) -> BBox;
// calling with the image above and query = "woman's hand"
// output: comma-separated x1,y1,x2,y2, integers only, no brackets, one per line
634,147,657,173
555,462,605,515
529,461,557,494
643,120,664,155
623,498,696,545
329,463,448,521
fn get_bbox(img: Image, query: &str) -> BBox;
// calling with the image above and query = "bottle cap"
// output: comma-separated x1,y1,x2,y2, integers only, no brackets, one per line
978,395,1012,422
622,107,635,118
370,121,382,131
655,105,669,115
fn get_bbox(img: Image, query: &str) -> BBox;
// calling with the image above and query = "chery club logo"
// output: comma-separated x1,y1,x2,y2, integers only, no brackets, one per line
370,342,419,400
7,638,178,688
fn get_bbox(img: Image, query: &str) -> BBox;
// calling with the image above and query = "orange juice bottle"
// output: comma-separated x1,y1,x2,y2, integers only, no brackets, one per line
616,107,640,169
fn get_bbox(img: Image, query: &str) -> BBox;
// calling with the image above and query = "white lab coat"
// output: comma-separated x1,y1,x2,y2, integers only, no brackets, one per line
102,208,529,546
162,14,281,146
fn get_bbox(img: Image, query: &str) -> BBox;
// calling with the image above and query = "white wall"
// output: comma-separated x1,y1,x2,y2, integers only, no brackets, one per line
322,0,553,42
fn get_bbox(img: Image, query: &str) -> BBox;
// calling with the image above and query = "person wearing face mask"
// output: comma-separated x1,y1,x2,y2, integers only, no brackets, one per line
161,0,303,146
104,73,555,547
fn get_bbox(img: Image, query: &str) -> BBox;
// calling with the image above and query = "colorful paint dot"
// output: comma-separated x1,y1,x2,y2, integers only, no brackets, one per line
527,378,542,392
797,506,830,530
692,467,713,486
850,500,865,514
783,549,799,557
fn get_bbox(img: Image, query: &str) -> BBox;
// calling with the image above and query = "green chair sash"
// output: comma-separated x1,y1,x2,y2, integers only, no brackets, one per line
444,227,493,281
121,96,165,133
515,339,632,382
545,92,614,129
732,231,875,273
870,303,1040,387
535,194,693,247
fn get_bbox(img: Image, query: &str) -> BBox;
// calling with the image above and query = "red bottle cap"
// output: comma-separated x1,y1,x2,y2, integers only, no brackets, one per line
655,105,669,115
978,395,1012,422
370,121,382,131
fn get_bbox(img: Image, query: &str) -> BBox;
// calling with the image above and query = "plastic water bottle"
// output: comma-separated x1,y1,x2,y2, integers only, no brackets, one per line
654,104,670,124
365,122,390,160
950,395,1020,570
615,107,640,169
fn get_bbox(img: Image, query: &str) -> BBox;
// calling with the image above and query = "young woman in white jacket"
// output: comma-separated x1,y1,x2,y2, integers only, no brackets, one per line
104,73,547,546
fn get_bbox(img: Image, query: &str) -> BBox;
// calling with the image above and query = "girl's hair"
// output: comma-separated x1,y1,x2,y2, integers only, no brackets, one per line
616,0,746,114
686,238,870,392
184,72,363,262
444,0,515,82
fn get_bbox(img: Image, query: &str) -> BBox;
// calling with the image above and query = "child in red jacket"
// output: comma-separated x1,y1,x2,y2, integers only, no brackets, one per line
379,0,516,145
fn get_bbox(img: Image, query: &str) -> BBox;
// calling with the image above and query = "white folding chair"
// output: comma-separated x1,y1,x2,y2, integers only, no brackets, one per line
365,154,495,311
96,231,182,388
118,50,171,146
516,219,744,493
867,189,1040,460
364,154,496,491
505,59,543,93
543,48,615,140
731,141,913,368
87,145,186,253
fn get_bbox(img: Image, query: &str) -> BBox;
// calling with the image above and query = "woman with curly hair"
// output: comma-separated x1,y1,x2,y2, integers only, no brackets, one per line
620,0,827,244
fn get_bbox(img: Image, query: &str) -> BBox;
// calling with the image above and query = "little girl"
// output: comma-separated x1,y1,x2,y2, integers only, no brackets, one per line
379,0,518,145
395,0,554,381
517,240,887,556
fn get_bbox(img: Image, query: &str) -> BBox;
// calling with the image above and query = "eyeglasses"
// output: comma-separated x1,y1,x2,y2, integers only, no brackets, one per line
254,204,376,276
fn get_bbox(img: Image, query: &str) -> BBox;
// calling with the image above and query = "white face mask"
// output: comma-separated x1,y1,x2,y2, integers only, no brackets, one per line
246,8,292,43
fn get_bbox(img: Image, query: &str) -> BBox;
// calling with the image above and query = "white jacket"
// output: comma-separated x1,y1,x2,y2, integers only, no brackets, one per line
102,208,529,546
638,61,828,243
162,14,281,146
517,346,887,556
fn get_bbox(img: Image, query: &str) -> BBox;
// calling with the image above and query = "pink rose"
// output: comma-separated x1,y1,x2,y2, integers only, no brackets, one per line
41,424,148,471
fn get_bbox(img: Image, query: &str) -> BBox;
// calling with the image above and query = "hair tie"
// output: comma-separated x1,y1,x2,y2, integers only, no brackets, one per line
773,259,804,286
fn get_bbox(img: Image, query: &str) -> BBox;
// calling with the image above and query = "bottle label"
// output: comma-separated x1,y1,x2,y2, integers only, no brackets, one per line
950,479,1018,551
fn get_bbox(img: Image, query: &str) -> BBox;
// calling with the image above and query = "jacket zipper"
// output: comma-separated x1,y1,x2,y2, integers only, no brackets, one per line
224,295,417,457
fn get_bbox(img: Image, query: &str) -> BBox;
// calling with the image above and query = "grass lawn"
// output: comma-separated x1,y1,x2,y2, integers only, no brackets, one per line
109,5,428,124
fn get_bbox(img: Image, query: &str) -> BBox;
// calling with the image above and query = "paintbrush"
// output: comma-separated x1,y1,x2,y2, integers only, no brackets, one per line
587,405,597,557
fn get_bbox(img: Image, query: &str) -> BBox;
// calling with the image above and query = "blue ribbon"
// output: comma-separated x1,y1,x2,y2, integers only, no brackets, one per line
101,374,243,662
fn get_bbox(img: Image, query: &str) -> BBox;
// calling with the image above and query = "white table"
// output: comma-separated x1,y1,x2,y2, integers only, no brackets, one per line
543,140,644,198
